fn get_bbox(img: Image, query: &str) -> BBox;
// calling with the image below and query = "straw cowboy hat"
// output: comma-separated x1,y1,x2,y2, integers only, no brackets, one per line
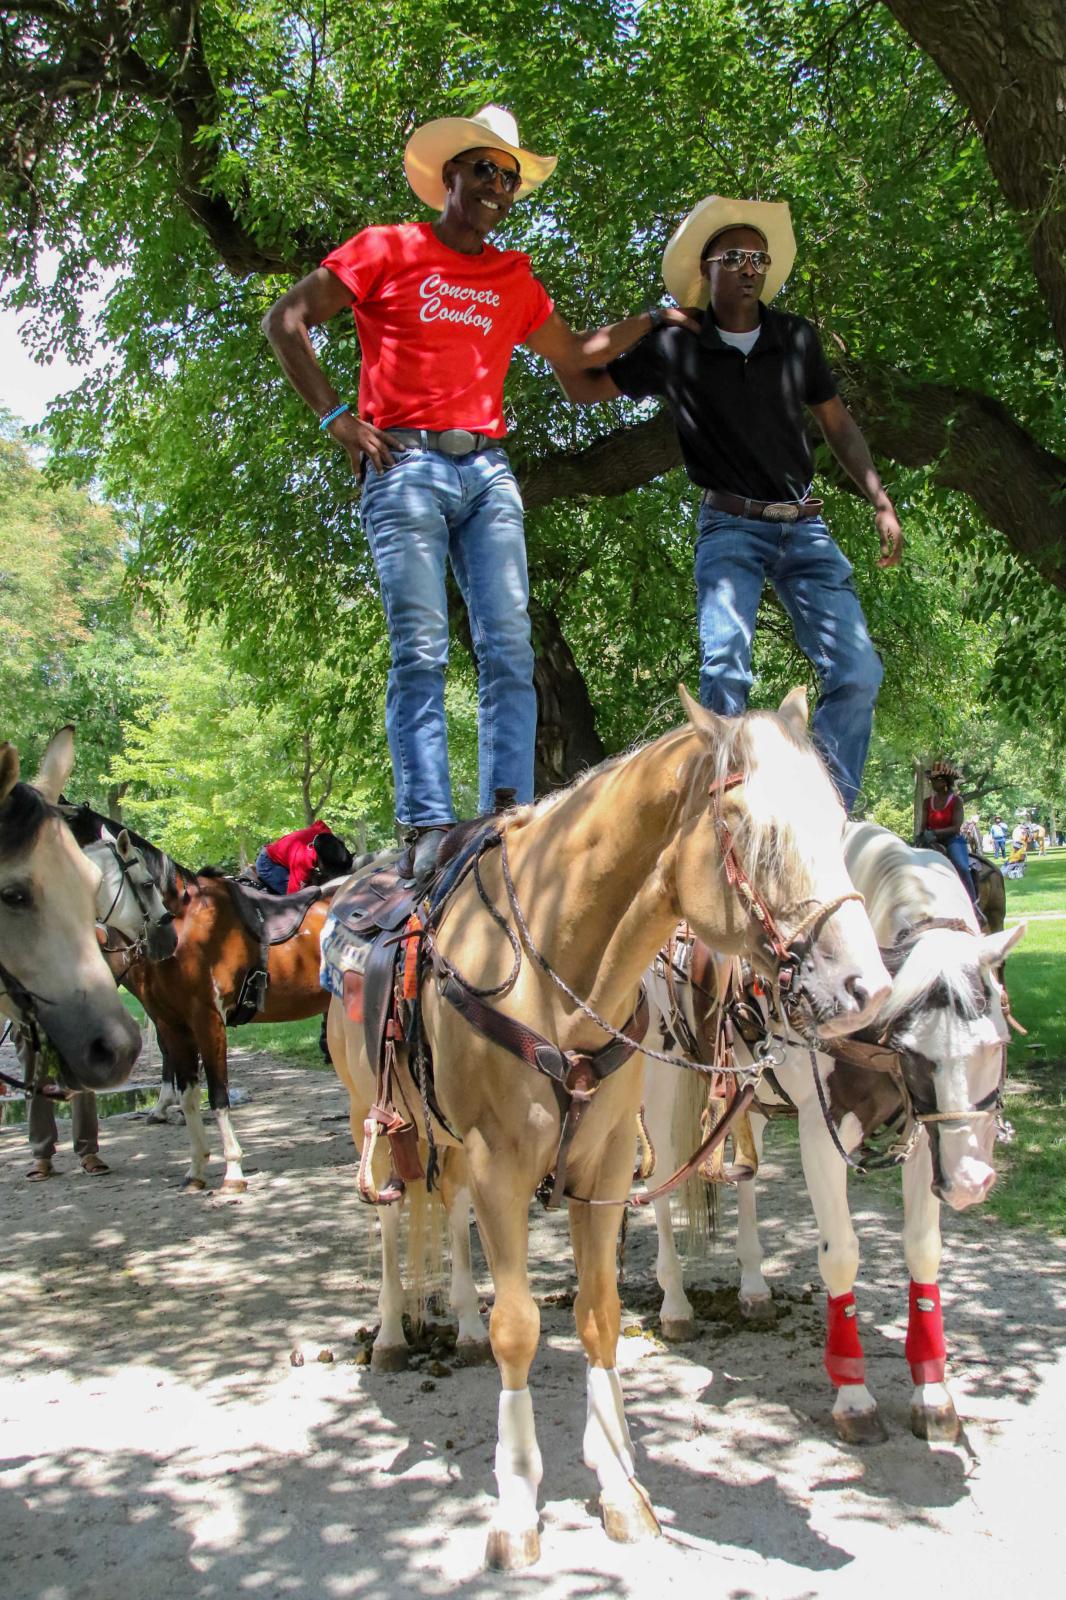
662,196,796,308
404,104,557,211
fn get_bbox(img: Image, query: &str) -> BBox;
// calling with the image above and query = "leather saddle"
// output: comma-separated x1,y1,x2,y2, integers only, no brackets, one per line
221,877,337,1025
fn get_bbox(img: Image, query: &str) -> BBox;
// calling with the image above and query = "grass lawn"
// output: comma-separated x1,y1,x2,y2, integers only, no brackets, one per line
989,852,1066,1232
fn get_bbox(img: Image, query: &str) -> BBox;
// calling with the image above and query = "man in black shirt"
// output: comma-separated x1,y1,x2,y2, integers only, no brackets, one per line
558,195,901,813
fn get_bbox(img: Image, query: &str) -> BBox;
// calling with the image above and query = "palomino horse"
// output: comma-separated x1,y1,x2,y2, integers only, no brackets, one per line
644,820,1024,1447
63,804,336,1193
329,689,890,1569
0,729,141,1090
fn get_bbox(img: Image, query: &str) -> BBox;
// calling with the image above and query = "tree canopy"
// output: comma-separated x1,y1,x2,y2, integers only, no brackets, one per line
1,0,1064,820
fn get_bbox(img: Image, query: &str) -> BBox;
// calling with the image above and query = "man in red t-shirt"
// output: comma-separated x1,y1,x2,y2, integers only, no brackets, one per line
255,822,350,894
263,104,692,880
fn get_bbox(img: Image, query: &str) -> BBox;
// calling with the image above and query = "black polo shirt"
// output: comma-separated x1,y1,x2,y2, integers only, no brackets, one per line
606,304,837,502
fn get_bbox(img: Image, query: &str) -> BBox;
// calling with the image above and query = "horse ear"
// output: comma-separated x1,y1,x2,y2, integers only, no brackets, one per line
678,684,724,743
978,922,1026,967
32,725,75,803
0,742,19,804
116,828,133,858
777,686,809,736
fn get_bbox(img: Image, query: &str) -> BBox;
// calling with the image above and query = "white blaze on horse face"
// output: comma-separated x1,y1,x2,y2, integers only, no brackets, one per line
736,714,889,1034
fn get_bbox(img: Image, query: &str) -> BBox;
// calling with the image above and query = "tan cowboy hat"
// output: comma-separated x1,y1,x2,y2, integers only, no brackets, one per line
662,196,796,308
404,104,557,211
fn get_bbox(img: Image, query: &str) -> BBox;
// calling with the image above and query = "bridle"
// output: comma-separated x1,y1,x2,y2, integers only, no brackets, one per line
707,771,863,1002
91,837,175,978
0,960,70,1100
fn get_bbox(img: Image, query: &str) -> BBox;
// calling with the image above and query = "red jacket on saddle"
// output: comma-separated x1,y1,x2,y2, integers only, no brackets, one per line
264,821,331,893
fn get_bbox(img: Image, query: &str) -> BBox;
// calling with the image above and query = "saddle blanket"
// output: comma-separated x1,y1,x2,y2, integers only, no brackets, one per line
319,850,409,1001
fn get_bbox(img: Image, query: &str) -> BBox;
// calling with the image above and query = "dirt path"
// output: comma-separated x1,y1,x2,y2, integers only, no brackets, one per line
2,1048,1065,1599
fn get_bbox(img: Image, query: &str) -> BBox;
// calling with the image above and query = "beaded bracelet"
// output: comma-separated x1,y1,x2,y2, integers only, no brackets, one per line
319,402,350,431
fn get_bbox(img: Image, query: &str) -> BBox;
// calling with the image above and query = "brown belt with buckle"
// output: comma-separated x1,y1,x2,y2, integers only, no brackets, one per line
389,427,497,456
701,488,824,523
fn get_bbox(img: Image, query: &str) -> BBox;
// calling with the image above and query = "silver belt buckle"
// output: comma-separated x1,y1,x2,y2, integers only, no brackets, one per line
437,428,478,455
762,501,800,523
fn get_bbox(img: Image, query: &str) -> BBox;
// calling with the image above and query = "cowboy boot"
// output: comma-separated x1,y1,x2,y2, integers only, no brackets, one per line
398,824,450,887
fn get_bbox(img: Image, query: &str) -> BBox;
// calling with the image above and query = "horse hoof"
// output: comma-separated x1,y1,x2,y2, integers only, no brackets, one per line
485,1524,540,1570
600,1482,661,1543
739,1294,777,1326
220,1178,248,1196
911,1402,960,1444
146,1110,169,1125
659,1317,696,1342
834,1407,887,1445
180,1177,208,1193
455,1338,495,1368
370,1344,409,1373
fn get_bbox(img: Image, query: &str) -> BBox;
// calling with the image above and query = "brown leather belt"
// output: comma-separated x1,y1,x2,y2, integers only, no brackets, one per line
701,488,824,523
389,427,497,456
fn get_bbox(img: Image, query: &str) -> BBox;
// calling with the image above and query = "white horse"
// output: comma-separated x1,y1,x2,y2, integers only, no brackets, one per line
85,828,179,962
643,821,1025,1445
0,729,142,1088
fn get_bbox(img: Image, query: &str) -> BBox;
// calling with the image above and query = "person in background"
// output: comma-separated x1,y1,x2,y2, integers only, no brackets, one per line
917,760,981,913
26,1071,108,1181
989,815,1008,860
255,822,352,895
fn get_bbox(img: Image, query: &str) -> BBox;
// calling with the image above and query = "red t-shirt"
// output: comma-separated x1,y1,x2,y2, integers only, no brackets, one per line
321,223,554,437
265,821,330,893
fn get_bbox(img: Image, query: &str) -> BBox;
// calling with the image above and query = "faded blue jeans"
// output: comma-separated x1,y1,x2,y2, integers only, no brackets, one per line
695,509,884,813
359,446,536,826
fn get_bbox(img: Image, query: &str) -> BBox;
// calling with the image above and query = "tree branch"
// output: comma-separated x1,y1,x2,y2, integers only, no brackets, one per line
517,360,1066,590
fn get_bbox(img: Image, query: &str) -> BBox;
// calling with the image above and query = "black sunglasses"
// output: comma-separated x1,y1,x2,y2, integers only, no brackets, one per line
702,247,772,274
451,156,522,194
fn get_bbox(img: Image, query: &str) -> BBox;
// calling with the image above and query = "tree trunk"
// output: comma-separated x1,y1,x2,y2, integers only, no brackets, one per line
529,599,606,792
106,781,128,823
881,0,1066,364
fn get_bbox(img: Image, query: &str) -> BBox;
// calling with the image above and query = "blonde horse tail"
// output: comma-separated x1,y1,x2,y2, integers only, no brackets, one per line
674,1068,717,1252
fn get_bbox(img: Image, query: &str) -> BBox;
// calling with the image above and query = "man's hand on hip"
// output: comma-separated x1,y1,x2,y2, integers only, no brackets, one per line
327,412,400,474
875,502,903,569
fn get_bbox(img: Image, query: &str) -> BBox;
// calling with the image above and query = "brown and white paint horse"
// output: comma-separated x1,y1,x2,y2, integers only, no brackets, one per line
329,689,890,1569
644,820,1024,1445
63,804,334,1192
0,730,141,1091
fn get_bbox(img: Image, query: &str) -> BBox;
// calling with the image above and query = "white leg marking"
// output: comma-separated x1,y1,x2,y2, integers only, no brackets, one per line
652,1193,695,1329
583,1366,637,1500
448,1187,487,1345
375,1201,407,1353
215,1105,245,1186
494,1388,543,1535
182,1082,210,1184
736,1116,770,1308
833,1382,879,1419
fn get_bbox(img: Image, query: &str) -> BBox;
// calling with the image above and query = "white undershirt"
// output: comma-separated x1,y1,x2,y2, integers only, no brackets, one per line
716,325,762,356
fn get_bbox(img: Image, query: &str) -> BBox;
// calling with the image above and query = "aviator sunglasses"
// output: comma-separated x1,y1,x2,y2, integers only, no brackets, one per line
702,247,773,273
451,156,522,193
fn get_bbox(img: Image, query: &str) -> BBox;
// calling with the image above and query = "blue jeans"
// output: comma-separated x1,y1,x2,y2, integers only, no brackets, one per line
360,447,536,825
255,850,290,895
992,836,1007,859
944,833,979,904
695,510,884,813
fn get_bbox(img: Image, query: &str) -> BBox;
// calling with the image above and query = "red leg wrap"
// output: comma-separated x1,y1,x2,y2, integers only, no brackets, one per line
825,1291,866,1387
906,1280,946,1384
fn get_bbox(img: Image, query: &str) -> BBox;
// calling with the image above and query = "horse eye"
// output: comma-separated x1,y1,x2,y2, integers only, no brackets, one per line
0,884,32,910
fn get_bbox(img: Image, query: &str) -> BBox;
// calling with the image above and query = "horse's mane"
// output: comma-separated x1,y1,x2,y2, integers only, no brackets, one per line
878,929,989,1025
0,781,59,860
846,822,987,1026
60,799,195,895
504,707,834,886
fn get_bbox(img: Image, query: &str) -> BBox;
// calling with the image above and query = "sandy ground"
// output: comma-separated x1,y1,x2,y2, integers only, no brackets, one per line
2,1045,1065,1600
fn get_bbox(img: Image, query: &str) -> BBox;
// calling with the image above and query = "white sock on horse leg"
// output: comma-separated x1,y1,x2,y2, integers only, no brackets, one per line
583,1366,636,1497
494,1388,542,1532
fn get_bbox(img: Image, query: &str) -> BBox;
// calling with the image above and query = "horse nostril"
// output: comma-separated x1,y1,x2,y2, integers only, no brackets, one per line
845,976,869,1010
